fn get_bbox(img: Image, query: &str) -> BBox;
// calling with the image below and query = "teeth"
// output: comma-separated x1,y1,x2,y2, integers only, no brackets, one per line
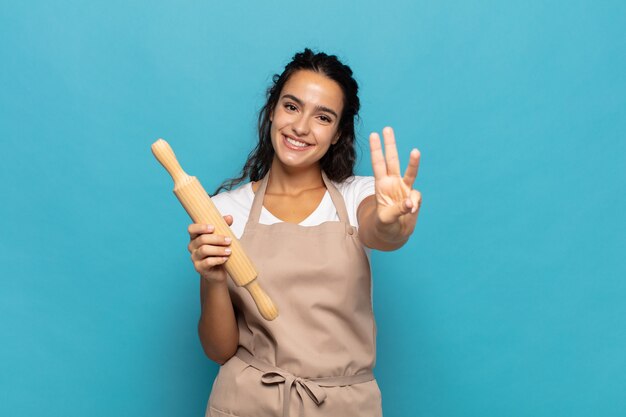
286,136,309,147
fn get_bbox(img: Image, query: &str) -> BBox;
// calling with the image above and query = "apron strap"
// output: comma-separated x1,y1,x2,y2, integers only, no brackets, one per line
320,171,350,225
246,171,270,227
245,170,351,228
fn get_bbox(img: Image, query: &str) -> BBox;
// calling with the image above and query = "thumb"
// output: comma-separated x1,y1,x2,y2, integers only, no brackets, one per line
408,189,422,214
223,214,234,226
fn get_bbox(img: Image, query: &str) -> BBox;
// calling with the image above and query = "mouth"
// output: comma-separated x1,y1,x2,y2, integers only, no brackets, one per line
282,134,313,151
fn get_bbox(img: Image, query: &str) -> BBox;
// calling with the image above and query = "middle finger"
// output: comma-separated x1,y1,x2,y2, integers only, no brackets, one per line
188,233,232,252
382,127,401,176
192,244,232,261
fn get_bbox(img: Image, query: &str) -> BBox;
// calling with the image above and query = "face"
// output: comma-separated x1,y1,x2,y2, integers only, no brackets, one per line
270,70,344,171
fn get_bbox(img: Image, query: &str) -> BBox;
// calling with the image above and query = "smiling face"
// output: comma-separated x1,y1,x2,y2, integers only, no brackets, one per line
269,70,345,171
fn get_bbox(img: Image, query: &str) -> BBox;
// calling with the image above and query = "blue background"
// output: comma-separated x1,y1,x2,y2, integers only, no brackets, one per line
1,1,624,416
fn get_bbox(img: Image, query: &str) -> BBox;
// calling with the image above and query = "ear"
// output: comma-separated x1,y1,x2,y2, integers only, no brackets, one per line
331,132,341,145
269,109,273,123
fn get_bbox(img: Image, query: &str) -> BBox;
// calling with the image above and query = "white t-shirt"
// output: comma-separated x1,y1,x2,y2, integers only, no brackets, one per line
212,175,375,254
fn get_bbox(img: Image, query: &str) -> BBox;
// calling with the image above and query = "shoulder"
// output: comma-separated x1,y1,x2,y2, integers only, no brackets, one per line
211,183,254,219
211,182,254,239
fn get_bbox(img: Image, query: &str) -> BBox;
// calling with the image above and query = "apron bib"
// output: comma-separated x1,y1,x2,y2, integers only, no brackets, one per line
207,170,382,417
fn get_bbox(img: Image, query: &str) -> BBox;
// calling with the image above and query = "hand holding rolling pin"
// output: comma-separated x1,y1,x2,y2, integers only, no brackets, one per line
152,139,278,321
187,217,234,285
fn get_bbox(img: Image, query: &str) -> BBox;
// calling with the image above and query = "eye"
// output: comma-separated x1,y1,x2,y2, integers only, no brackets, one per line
319,115,332,123
284,103,297,112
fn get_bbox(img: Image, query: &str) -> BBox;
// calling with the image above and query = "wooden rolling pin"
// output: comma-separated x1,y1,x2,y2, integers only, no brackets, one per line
151,139,278,321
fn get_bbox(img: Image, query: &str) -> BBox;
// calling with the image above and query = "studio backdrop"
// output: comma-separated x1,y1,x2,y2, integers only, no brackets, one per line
1,1,624,416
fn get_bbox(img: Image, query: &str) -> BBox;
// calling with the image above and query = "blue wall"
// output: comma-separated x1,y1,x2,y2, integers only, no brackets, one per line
1,1,624,416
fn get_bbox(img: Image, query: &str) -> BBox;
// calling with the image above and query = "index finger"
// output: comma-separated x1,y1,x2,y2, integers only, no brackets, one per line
188,223,214,239
382,127,401,176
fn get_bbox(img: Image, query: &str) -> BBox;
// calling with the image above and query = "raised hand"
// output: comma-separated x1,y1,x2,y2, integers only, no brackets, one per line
369,126,422,235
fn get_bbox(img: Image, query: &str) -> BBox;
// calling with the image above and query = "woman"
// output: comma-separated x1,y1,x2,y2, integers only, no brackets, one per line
188,49,421,417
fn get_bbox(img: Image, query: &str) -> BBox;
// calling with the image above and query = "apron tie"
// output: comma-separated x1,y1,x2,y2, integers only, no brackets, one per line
236,347,374,417
261,371,327,417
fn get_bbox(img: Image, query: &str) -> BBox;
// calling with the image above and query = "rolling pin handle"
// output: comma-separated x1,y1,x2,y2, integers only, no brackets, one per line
151,139,189,184
246,280,279,321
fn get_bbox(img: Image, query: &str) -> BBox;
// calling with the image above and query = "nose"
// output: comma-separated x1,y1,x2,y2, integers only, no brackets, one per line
291,114,310,137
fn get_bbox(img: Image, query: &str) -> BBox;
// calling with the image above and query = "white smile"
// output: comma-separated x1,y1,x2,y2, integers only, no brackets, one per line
283,135,312,150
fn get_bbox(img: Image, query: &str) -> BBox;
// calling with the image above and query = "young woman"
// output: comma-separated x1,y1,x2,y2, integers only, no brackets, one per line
188,49,422,417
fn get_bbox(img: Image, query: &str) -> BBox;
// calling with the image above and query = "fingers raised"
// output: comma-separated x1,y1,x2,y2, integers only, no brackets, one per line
369,132,387,179
382,127,401,176
403,148,421,188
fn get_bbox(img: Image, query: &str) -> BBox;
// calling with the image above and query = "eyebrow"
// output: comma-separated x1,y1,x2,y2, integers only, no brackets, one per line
281,94,339,119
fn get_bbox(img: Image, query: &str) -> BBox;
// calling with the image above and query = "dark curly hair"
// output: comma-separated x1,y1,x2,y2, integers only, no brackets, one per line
213,48,360,194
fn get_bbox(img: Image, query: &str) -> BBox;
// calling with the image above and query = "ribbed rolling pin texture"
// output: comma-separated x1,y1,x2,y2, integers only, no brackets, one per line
151,139,278,321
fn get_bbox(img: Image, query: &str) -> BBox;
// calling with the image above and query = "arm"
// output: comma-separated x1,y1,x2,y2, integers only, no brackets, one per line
189,219,239,365
357,127,422,251
198,279,239,365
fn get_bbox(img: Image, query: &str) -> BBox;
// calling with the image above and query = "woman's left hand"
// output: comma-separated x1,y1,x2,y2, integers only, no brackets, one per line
369,126,422,238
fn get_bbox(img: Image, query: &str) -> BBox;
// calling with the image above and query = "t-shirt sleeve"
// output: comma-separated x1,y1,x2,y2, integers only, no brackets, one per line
337,176,375,229
353,176,376,208
209,184,252,240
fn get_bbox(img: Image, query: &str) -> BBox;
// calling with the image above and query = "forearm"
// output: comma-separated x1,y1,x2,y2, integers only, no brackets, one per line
371,216,410,251
198,278,239,365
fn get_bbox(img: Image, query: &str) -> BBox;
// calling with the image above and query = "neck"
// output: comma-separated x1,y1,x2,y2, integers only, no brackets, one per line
266,157,324,195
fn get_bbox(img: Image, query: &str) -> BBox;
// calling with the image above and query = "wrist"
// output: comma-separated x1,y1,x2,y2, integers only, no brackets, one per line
200,275,229,300
373,216,407,244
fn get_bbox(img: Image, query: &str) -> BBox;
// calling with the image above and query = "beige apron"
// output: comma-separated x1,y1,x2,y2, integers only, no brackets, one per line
206,170,382,417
